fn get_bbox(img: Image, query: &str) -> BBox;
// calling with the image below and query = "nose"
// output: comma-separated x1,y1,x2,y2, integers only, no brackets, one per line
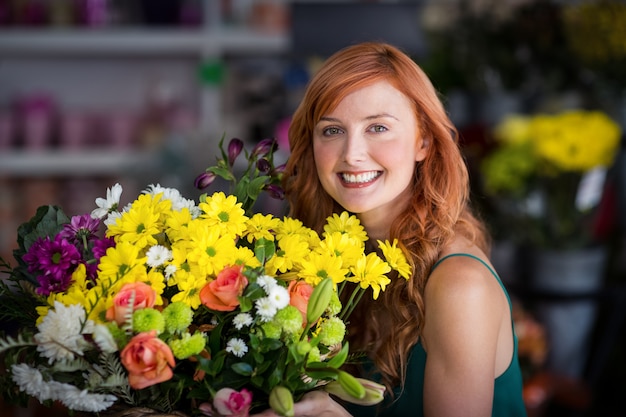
342,133,367,165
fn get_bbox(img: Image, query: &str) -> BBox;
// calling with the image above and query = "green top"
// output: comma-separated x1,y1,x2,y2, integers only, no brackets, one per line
345,253,527,417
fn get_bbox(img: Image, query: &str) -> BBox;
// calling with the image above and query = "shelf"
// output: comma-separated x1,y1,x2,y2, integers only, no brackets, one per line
0,150,159,177
0,28,290,56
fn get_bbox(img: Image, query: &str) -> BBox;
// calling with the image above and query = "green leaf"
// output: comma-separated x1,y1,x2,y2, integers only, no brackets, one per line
238,296,252,312
326,342,349,369
231,362,254,376
207,165,235,181
246,176,271,200
255,238,276,263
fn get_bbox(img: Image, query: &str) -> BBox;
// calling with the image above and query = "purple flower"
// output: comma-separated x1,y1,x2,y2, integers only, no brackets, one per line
92,236,115,260
227,138,244,167
59,214,100,243
194,171,216,190
23,235,82,296
251,138,277,159
256,158,271,174
264,184,285,200
272,163,287,175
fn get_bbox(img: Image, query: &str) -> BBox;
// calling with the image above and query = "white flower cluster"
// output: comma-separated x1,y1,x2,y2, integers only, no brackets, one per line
144,184,200,216
254,275,290,322
11,363,117,412
34,302,95,363
226,275,290,358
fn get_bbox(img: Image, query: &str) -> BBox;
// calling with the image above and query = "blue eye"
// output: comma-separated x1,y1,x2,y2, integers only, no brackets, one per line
323,127,343,136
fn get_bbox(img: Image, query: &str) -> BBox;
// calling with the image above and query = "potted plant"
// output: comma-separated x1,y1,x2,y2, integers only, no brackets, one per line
480,109,622,378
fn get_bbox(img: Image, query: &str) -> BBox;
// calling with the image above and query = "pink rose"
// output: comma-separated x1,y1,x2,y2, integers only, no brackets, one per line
213,388,253,417
106,281,156,325
200,265,248,311
120,330,175,389
288,280,313,325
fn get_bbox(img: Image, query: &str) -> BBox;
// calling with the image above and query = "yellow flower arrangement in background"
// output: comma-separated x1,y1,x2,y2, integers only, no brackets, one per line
481,109,622,249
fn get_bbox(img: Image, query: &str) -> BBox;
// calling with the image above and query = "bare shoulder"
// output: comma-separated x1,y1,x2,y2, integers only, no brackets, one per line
422,236,509,344
425,237,501,302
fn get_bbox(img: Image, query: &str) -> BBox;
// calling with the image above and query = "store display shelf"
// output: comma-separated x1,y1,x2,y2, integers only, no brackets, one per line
0,28,289,56
0,150,158,177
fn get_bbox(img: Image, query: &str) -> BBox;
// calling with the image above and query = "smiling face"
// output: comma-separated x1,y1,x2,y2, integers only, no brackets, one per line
313,80,428,237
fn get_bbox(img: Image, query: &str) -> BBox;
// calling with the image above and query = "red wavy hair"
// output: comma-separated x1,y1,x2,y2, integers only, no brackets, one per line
282,42,489,392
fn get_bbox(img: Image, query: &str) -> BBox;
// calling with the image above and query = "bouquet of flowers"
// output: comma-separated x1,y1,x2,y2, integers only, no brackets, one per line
0,136,408,416
480,109,622,249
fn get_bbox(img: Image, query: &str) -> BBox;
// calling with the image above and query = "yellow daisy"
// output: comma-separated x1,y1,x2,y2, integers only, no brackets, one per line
106,194,162,250
350,253,392,300
166,207,194,242
298,251,349,286
377,239,412,280
198,192,248,237
318,231,363,267
186,221,238,277
323,212,368,243
171,274,208,310
244,213,281,243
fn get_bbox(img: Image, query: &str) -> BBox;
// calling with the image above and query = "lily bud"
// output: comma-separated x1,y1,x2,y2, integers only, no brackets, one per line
269,385,294,417
227,138,244,167
306,277,333,324
324,377,385,405
194,172,216,190
264,184,285,200
251,138,276,159
256,157,271,173
337,370,366,400
272,163,287,175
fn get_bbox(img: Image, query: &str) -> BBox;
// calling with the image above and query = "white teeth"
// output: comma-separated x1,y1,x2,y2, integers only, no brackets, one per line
341,171,380,184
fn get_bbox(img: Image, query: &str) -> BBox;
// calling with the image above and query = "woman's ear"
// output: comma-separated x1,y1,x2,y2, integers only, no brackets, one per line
415,138,429,162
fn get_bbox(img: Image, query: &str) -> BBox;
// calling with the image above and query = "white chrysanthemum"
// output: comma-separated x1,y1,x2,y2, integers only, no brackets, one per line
92,325,118,354
91,183,123,219
146,245,173,268
266,285,290,310
233,313,254,330
226,338,248,358
164,264,178,280
257,274,277,292
255,297,278,322
145,184,197,212
189,205,202,219
11,364,53,401
104,210,123,228
35,302,94,363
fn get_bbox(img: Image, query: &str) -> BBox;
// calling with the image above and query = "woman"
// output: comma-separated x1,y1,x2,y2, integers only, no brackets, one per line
254,42,526,417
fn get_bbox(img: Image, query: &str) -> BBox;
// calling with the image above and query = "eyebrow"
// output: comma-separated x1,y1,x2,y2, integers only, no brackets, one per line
318,113,399,123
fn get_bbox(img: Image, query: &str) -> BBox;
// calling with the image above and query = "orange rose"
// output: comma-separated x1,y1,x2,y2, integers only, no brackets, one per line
121,330,175,389
106,282,157,325
200,265,248,311
288,280,313,325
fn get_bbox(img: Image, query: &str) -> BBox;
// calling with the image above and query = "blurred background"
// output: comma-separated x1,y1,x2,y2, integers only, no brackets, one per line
0,1,625,416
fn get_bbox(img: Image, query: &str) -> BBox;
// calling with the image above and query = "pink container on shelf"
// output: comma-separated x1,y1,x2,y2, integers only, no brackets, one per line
0,110,15,150
105,111,138,150
15,93,57,151
60,111,92,150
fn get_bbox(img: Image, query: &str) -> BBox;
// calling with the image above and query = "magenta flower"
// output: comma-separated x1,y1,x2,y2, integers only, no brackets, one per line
23,235,81,296
212,388,253,417
92,236,115,260
59,214,100,244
